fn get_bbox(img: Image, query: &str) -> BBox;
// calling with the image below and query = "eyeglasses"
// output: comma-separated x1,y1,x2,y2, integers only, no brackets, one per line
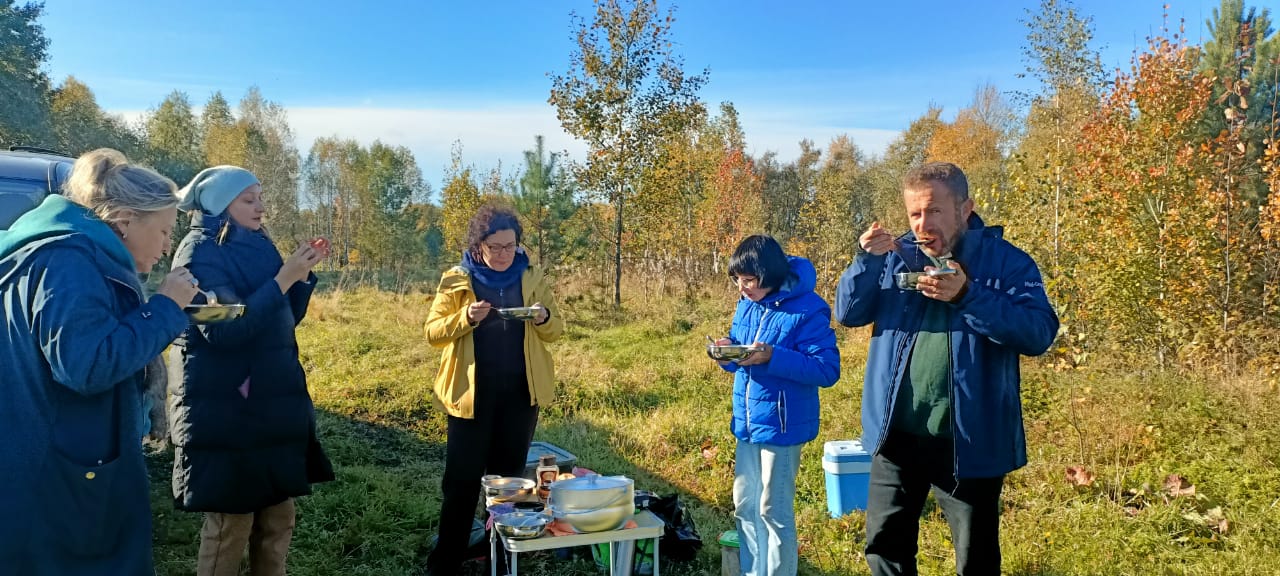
730,275,761,289
483,242,518,255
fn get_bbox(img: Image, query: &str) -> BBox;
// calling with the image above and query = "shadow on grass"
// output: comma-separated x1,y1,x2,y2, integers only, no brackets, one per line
512,415,855,576
147,407,856,576
148,409,448,576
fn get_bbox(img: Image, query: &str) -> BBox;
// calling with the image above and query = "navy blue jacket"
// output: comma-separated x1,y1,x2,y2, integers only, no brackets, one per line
723,256,841,446
836,214,1059,478
169,212,333,514
0,195,187,574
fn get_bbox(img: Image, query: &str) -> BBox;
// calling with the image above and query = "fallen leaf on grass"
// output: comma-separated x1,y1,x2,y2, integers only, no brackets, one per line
700,439,718,461
1183,506,1230,535
1065,465,1096,487
1164,474,1196,497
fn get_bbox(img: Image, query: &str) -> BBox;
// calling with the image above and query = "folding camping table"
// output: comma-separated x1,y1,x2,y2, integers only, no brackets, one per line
493,509,663,576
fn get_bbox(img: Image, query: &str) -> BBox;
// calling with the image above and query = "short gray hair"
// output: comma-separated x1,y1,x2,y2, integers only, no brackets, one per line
63,148,178,225
903,162,969,203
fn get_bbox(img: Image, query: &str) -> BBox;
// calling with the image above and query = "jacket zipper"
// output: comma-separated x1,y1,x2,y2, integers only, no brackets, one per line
779,390,787,434
744,305,769,439
947,310,960,484
876,303,920,455
106,275,142,305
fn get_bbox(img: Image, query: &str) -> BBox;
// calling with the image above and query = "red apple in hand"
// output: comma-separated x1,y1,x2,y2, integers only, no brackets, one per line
309,237,331,257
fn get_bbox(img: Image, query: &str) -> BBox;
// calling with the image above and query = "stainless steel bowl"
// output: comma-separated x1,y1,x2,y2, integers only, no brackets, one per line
495,307,538,321
548,475,635,533
494,510,551,540
184,304,246,324
481,476,536,504
894,268,956,291
707,344,758,361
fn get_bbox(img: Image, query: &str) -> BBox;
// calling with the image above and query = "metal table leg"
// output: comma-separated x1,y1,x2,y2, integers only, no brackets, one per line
654,536,660,576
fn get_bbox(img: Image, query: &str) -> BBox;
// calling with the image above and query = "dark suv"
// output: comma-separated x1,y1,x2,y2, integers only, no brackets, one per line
0,146,76,230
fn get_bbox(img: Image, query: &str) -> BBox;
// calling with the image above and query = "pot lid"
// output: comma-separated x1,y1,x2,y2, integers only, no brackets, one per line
550,474,632,491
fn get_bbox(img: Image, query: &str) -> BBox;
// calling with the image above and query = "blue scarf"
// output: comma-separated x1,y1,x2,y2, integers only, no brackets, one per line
461,249,528,290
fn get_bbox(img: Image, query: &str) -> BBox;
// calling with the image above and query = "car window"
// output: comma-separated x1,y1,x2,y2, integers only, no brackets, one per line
0,177,47,230
53,162,72,190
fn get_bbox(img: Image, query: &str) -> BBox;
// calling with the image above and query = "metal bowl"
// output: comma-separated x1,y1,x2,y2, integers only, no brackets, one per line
894,268,956,291
481,476,536,504
184,304,246,324
548,475,635,533
707,344,758,361
495,307,538,321
494,510,551,540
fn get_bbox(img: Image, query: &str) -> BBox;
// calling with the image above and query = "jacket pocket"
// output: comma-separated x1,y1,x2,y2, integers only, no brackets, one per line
33,451,132,558
779,390,788,435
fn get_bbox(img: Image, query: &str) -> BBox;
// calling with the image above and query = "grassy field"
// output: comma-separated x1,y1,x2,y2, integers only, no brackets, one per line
148,286,1280,575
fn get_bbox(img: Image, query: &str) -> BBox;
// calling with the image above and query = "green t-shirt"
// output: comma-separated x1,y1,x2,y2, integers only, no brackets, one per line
891,299,952,437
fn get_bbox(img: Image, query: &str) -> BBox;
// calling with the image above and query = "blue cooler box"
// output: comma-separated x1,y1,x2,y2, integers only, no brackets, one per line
823,440,872,517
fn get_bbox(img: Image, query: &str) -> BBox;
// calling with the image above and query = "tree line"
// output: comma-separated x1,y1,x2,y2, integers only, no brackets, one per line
2,0,1278,371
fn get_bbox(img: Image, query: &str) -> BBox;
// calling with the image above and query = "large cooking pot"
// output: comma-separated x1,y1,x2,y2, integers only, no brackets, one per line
547,475,635,533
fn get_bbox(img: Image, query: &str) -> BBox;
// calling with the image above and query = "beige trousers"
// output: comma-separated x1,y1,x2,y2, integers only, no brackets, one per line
196,498,296,576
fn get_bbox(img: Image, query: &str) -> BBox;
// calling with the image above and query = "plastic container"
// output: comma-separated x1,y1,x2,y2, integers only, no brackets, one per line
536,454,558,501
719,530,740,576
822,440,873,517
523,441,577,479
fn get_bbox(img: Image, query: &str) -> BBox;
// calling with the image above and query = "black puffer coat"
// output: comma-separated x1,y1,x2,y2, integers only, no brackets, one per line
168,212,334,513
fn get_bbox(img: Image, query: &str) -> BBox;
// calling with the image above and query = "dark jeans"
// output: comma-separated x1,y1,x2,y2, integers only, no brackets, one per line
865,431,1004,576
426,371,538,574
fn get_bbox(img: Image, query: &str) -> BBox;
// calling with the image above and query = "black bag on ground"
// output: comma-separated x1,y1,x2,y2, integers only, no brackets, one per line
648,493,702,561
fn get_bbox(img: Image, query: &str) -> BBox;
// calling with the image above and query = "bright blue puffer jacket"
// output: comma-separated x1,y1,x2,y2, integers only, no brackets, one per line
723,256,840,446
836,213,1059,478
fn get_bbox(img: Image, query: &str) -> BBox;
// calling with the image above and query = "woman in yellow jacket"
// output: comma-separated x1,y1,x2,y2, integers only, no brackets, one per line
423,204,562,575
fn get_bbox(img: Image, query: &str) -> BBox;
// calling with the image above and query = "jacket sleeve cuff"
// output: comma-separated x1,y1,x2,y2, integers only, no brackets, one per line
951,278,978,308
766,345,802,378
145,293,192,332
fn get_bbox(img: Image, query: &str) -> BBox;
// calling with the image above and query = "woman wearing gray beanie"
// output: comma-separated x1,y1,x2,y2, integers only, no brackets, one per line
168,166,334,576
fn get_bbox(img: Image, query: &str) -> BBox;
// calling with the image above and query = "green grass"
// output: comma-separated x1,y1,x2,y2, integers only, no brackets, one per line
149,287,1280,575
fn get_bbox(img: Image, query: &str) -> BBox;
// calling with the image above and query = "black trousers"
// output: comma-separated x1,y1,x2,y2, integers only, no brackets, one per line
865,431,1005,576
427,371,538,574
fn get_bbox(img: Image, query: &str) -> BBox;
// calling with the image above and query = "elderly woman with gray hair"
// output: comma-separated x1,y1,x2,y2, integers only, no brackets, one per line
168,166,334,576
0,148,198,574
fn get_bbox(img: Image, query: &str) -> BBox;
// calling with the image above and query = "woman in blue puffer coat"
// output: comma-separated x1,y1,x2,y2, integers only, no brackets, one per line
712,234,840,576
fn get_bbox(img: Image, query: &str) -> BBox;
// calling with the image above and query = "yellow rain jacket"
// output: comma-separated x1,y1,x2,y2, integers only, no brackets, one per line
424,264,563,418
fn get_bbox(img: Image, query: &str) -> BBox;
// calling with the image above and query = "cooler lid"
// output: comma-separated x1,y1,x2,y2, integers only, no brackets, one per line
525,441,577,467
718,530,740,548
823,440,871,463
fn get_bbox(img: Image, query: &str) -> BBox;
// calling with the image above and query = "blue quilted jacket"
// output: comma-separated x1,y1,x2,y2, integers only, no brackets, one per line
836,213,1059,478
723,256,840,446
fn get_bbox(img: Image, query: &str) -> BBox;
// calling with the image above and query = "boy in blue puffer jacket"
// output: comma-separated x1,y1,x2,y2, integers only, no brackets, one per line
711,234,840,576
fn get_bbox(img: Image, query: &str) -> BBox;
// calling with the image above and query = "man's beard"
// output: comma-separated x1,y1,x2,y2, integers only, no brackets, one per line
924,210,965,258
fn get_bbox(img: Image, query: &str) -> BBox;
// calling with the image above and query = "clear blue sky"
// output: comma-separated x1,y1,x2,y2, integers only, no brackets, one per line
38,0,1229,189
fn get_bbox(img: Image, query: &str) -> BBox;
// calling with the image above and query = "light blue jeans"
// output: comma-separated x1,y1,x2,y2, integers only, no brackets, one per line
733,441,803,576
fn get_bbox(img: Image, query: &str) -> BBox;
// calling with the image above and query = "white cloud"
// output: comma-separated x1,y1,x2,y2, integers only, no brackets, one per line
112,102,901,189
287,105,585,188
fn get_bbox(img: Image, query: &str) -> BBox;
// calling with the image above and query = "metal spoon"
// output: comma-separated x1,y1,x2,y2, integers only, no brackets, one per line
199,288,219,306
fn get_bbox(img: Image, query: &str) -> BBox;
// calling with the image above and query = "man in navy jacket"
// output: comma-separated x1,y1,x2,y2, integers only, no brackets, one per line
836,162,1058,575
